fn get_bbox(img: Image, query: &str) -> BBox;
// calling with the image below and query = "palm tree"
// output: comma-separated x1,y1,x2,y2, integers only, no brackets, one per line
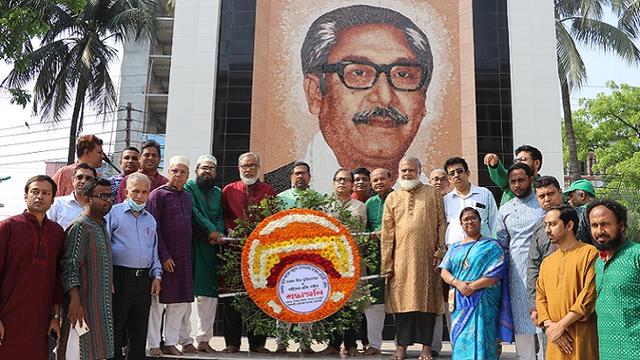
2,0,157,164
555,0,640,181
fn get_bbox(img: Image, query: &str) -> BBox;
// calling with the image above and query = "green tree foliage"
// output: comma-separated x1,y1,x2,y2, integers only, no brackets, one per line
555,0,640,180
0,1,85,64
564,82,640,240
568,82,640,186
1,0,157,164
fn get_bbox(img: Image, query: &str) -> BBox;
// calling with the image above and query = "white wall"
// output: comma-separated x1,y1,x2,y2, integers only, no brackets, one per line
114,40,150,154
507,0,564,183
164,0,222,173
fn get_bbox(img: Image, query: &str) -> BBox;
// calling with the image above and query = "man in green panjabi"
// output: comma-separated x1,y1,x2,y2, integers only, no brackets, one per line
276,161,322,209
362,168,394,355
184,155,225,353
588,199,640,359
483,144,543,206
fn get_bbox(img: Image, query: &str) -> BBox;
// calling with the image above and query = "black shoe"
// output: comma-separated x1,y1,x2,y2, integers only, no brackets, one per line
430,350,440,358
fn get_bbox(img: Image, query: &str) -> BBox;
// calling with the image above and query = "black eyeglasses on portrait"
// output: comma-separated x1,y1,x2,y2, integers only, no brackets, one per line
314,61,429,92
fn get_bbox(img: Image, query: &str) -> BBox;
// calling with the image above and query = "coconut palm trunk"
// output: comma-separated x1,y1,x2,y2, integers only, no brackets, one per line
560,76,582,181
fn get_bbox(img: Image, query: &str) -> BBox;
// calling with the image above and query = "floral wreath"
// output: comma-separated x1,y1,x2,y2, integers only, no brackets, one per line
241,208,361,323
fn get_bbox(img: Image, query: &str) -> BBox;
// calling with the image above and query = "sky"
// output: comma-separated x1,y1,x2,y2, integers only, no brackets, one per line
1,13,640,218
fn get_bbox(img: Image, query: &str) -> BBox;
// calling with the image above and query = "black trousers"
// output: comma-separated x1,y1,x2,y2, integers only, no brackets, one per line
110,267,152,360
361,314,369,346
221,297,266,349
329,328,359,350
395,312,436,347
327,310,362,350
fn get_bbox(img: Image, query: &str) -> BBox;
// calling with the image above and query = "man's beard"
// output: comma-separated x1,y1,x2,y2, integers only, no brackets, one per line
514,187,532,199
241,174,258,186
593,230,625,251
352,106,409,126
399,179,420,190
196,176,215,189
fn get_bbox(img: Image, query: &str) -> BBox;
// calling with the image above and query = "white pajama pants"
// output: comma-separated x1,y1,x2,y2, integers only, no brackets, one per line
195,296,218,344
164,302,193,346
537,331,546,359
363,304,385,350
65,324,81,360
515,334,537,360
431,305,451,353
147,295,165,348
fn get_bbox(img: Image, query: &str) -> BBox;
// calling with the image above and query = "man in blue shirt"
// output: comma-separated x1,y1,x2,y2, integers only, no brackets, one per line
48,163,96,229
106,172,162,359
496,163,545,360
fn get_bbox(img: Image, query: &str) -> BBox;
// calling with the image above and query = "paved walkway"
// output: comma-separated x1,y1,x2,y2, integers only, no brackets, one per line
147,337,518,359
145,304,518,359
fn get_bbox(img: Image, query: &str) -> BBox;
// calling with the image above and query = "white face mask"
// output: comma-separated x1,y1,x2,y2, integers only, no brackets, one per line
126,197,146,212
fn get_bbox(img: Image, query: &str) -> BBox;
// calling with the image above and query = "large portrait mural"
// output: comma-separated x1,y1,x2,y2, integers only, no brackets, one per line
251,1,470,193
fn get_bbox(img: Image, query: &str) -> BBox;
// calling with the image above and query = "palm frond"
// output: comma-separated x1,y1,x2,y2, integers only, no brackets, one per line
556,20,587,89
104,0,158,42
617,0,640,37
571,16,640,63
608,0,630,16
578,0,606,20
33,39,80,122
86,35,118,116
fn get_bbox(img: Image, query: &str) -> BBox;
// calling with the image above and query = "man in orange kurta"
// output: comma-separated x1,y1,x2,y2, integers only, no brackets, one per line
381,157,446,360
536,205,598,359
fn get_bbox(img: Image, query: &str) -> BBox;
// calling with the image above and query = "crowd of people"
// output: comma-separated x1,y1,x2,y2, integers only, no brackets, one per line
0,135,638,360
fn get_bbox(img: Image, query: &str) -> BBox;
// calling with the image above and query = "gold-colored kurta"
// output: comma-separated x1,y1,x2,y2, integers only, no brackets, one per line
536,242,599,360
381,183,446,314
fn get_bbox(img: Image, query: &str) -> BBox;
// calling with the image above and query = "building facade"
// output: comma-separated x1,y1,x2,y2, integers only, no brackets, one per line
116,0,562,195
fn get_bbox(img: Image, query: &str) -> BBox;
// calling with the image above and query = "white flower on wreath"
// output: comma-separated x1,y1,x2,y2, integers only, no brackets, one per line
331,291,345,302
267,300,282,314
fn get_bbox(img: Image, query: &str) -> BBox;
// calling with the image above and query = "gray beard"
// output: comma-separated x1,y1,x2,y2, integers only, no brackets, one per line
241,175,258,186
399,179,420,190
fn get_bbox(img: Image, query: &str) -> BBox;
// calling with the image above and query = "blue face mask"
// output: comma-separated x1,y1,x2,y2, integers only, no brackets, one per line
126,197,146,212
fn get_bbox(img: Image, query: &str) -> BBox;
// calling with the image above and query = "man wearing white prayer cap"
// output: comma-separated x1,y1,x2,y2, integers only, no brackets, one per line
183,154,224,352
146,155,198,356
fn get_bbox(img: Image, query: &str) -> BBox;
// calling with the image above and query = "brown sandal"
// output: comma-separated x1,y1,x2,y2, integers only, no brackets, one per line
362,347,381,355
222,345,240,353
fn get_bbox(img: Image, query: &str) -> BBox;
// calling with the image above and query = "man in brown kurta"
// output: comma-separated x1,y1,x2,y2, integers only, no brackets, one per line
536,205,598,359
381,157,446,360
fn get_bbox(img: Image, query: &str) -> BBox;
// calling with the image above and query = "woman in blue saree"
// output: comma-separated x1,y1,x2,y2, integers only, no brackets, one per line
439,207,513,359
